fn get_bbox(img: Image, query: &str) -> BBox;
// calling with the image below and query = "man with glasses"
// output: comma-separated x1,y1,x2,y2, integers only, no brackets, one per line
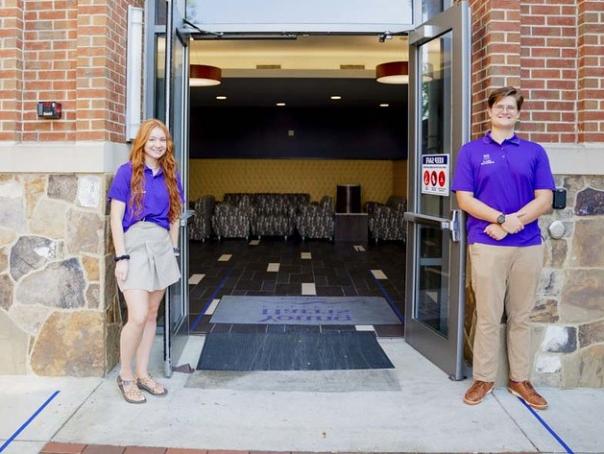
452,87,555,409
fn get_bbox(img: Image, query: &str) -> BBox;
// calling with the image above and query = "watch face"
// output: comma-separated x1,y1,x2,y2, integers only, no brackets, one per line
497,214,506,224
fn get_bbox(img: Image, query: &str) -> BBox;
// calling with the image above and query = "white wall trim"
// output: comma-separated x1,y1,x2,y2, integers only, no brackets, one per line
0,141,130,174
0,141,601,176
543,143,604,176
126,6,144,141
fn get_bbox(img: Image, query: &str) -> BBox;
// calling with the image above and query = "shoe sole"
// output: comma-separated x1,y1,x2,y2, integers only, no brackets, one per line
463,385,493,405
507,387,548,410
137,381,168,396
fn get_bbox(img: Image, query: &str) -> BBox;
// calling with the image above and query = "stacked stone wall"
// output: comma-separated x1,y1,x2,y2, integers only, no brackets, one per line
0,173,121,375
0,0,142,376
532,176,604,387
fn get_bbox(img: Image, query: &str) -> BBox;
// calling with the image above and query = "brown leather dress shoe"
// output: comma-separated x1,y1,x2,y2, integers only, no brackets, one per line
508,380,548,410
463,380,495,405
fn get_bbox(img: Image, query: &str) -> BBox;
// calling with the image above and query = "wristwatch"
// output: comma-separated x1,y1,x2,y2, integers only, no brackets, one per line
496,214,506,225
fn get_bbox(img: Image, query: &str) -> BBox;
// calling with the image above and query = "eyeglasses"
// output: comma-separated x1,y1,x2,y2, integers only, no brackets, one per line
492,104,518,113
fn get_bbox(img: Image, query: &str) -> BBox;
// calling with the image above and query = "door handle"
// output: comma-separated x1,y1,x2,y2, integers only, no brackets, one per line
450,209,461,243
404,210,462,243
180,209,195,227
404,212,450,230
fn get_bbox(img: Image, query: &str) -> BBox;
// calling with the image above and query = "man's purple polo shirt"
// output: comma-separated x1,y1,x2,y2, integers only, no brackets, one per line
108,162,184,232
451,132,555,247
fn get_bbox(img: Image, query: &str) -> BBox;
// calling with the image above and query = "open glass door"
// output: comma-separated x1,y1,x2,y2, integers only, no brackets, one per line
404,1,470,380
163,0,192,377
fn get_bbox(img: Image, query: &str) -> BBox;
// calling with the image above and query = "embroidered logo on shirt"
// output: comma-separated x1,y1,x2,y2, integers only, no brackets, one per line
480,153,495,166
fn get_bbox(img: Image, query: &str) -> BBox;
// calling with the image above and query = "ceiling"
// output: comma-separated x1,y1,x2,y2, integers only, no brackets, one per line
188,35,409,109
190,77,407,108
189,34,409,71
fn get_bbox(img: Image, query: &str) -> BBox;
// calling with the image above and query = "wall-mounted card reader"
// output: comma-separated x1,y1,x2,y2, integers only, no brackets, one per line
37,101,62,119
553,188,566,210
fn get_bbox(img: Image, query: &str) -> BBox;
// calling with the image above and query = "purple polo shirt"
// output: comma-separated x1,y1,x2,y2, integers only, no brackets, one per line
451,132,555,247
108,162,184,232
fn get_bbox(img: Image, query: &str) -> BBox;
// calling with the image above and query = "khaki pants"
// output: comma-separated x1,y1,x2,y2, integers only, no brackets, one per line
469,243,543,382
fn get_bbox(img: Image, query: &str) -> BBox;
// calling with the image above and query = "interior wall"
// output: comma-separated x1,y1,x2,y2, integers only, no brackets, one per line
392,160,407,199
189,106,407,160
189,159,407,204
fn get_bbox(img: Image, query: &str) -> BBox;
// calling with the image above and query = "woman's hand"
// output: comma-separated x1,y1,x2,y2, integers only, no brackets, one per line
115,260,129,282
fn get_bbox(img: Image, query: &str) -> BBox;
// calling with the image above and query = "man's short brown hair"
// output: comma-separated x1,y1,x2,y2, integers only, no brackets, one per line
488,86,524,111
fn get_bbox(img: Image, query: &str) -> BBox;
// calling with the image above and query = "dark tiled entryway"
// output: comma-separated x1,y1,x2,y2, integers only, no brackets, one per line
187,238,405,337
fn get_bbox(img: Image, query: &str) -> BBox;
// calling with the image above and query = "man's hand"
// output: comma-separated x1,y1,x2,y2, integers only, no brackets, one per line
501,213,524,234
484,223,508,240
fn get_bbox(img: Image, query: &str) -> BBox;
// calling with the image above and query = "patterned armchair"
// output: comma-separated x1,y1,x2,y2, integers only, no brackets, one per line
367,196,407,243
211,194,252,240
251,193,310,240
296,195,335,241
189,195,215,242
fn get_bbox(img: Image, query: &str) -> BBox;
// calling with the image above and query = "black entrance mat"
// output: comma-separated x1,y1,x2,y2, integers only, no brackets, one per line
196,331,394,371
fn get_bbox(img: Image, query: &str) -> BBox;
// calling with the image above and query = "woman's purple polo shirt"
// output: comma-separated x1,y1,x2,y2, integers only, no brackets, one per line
108,162,184,232
451,132,555,247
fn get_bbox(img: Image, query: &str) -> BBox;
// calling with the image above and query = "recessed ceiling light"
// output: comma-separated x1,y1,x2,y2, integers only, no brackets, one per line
380,103,390,107
276,102,286,106
216,96,227,100
330,96,342,100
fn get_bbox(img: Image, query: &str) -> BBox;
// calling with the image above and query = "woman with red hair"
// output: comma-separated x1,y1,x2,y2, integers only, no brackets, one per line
108,118,182,404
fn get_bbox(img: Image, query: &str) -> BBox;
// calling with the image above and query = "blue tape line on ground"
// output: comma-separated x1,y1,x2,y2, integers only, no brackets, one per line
190,268,232,332
516,396,575,454
0,390,60,453
371,274,405,323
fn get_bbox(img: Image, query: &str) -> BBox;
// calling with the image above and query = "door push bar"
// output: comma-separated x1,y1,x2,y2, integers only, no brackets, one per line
179,209,195,227
403,210,462,242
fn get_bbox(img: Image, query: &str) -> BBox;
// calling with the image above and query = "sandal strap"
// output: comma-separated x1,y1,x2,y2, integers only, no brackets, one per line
138,376,166,394
117,376,146,403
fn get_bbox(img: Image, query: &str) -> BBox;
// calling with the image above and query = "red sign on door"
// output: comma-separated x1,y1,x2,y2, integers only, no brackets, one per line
421,154,450,196
438,171,446,187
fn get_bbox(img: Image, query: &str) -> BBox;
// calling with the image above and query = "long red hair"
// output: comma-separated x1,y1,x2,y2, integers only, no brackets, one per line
129,119,181,224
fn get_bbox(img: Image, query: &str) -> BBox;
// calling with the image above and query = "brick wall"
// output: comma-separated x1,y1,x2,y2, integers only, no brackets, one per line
578,0,604,142
0,0,142,144
464,0,603,145
467,0,521,137
520,0,578,143
0,0,24,141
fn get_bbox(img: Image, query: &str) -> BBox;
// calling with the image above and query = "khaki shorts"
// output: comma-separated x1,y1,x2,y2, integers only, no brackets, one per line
120,221,181,291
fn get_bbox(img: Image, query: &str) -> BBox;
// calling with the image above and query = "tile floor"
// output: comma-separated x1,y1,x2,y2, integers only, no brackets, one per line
186,237,405,338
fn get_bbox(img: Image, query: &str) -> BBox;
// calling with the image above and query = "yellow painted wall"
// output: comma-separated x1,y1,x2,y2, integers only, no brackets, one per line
392,160,407,198
189,159,407,204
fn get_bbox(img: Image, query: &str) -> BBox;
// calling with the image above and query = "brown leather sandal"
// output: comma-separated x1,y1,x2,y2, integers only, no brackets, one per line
117,375,147,404
137,376,168,396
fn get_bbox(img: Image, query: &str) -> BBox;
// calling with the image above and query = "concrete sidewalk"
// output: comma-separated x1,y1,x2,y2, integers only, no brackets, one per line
1,336,603,454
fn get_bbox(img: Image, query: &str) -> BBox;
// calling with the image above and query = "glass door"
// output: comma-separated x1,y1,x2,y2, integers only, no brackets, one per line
163,0,192,377
404,1,470,380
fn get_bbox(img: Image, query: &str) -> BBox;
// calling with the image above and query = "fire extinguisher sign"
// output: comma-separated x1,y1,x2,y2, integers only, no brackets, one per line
421,154,450,196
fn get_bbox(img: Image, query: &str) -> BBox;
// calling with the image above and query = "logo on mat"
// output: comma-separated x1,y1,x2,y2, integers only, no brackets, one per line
480,153,495,166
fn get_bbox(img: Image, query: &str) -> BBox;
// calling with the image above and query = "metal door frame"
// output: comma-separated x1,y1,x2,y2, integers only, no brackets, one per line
163,0,192,377
404,1,470,380
154,0,468,377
